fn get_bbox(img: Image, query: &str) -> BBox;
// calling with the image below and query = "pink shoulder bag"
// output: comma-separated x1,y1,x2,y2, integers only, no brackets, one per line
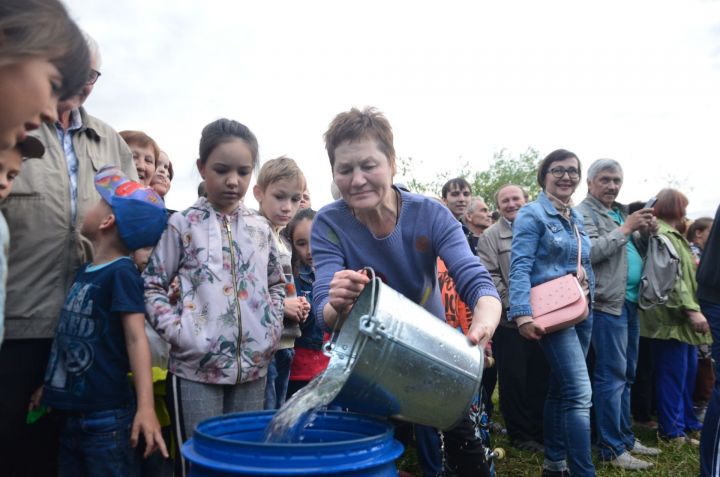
529,224,589,333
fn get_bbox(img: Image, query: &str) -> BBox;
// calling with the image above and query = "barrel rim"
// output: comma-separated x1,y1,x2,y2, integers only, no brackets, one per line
183,410,404,474
192,409,396,448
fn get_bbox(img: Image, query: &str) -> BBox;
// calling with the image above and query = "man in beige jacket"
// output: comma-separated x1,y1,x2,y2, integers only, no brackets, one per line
478,184,549,454
0,34,138,475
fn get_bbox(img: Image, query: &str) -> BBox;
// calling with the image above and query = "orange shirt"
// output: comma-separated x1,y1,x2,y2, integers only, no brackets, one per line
437,258,472,334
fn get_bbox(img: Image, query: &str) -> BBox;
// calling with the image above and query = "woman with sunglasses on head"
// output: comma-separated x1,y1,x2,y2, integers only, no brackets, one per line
508,149,595,477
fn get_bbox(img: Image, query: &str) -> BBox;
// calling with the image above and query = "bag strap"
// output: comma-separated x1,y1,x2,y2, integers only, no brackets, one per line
572,223,582,277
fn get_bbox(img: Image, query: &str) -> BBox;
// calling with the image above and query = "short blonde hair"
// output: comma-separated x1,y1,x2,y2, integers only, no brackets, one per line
256,156,306,192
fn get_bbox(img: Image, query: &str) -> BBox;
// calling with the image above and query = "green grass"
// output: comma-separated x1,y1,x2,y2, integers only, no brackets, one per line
491,425,699,476
396,394,700,476
397,423,699,476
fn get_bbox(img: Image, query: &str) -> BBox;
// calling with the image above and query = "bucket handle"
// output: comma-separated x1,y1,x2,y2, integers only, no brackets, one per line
361,267,378,317
323,267,379,357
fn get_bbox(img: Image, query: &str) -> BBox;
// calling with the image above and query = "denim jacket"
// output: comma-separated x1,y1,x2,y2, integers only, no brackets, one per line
295,264,324,350
508,192,595,321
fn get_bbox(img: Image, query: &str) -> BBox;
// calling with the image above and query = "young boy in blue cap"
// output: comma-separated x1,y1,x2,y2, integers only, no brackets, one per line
32,165,169,476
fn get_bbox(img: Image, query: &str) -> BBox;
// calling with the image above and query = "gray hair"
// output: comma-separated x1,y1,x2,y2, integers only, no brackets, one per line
83,30,102,69
587,159,623,181
466,197,488,215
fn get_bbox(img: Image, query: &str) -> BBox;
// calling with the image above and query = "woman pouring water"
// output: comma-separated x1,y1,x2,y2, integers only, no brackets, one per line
311,107,501,477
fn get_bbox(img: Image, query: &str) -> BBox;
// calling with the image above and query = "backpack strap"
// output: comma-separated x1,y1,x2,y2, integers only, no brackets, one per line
655,234,680,261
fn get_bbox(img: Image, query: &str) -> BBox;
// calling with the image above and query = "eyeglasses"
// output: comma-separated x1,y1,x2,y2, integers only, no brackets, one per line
549,167,580,179
86,69,102,85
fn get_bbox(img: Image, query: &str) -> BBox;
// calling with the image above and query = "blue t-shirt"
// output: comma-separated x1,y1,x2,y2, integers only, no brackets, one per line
43,257,145,411
625,241,643,303
607,209,643,303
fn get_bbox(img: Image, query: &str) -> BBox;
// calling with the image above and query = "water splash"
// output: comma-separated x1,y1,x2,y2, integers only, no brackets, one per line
264,361,352,443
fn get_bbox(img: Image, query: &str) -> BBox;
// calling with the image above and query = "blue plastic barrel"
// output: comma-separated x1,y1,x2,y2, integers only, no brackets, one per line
182,410,404,476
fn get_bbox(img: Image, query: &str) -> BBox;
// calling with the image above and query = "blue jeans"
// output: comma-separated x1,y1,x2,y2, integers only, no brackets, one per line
592,301,639,460
699,300,720,476
264,348,295,410
652,338,701,438
416,425,442,477
539,314,595,476
58,406,134,477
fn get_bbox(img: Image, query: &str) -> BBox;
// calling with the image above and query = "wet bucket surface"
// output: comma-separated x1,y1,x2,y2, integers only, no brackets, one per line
329,276,484,430
182,410,404,476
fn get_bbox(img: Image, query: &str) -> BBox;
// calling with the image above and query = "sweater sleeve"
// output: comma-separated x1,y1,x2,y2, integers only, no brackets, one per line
433,204,499,310
143,217,183,343
310,210,347,332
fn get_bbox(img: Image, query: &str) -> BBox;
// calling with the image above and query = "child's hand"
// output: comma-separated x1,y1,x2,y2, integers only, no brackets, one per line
28,386,44,411
131,406,169,459
297,296,311,322
284,297,307,323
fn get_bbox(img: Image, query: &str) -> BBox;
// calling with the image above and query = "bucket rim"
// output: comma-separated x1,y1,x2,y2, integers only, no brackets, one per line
192,409,396,449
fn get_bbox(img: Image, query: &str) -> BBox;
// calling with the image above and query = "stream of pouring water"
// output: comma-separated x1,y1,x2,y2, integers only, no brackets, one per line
264,359,352,443
266,279,373,443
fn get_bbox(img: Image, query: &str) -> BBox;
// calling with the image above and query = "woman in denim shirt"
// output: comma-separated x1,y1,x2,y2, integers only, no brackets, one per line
508,149,595,477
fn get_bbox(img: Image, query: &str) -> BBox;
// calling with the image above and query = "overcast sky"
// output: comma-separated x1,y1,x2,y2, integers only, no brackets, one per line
64,0,720,217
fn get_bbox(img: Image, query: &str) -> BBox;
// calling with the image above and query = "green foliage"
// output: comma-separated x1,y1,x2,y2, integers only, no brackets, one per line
396,148,542,207
468,148,541,206
395,156,447,196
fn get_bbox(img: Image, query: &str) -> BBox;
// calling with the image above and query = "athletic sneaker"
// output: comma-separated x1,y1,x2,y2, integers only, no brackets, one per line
669,436,700,447
606,452,653,470
630,439,661,456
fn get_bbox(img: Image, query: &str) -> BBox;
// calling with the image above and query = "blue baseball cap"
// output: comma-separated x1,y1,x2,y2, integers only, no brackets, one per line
94,165,167,251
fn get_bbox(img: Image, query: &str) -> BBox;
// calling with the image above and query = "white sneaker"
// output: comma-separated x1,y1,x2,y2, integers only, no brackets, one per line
631,439,661,456
670,436,700,447
606,452,654,471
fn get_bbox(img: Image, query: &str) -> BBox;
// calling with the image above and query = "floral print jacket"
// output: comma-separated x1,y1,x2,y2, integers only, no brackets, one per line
143,197,285,385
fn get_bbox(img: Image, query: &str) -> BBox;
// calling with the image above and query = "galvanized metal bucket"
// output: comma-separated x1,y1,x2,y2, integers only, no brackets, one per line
326,270,484,430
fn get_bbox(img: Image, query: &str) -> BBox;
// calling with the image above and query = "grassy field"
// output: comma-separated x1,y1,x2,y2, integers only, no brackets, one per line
396,416,700,476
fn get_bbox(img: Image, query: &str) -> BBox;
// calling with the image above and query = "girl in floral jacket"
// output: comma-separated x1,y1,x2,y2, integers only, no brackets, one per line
143,119,285,471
